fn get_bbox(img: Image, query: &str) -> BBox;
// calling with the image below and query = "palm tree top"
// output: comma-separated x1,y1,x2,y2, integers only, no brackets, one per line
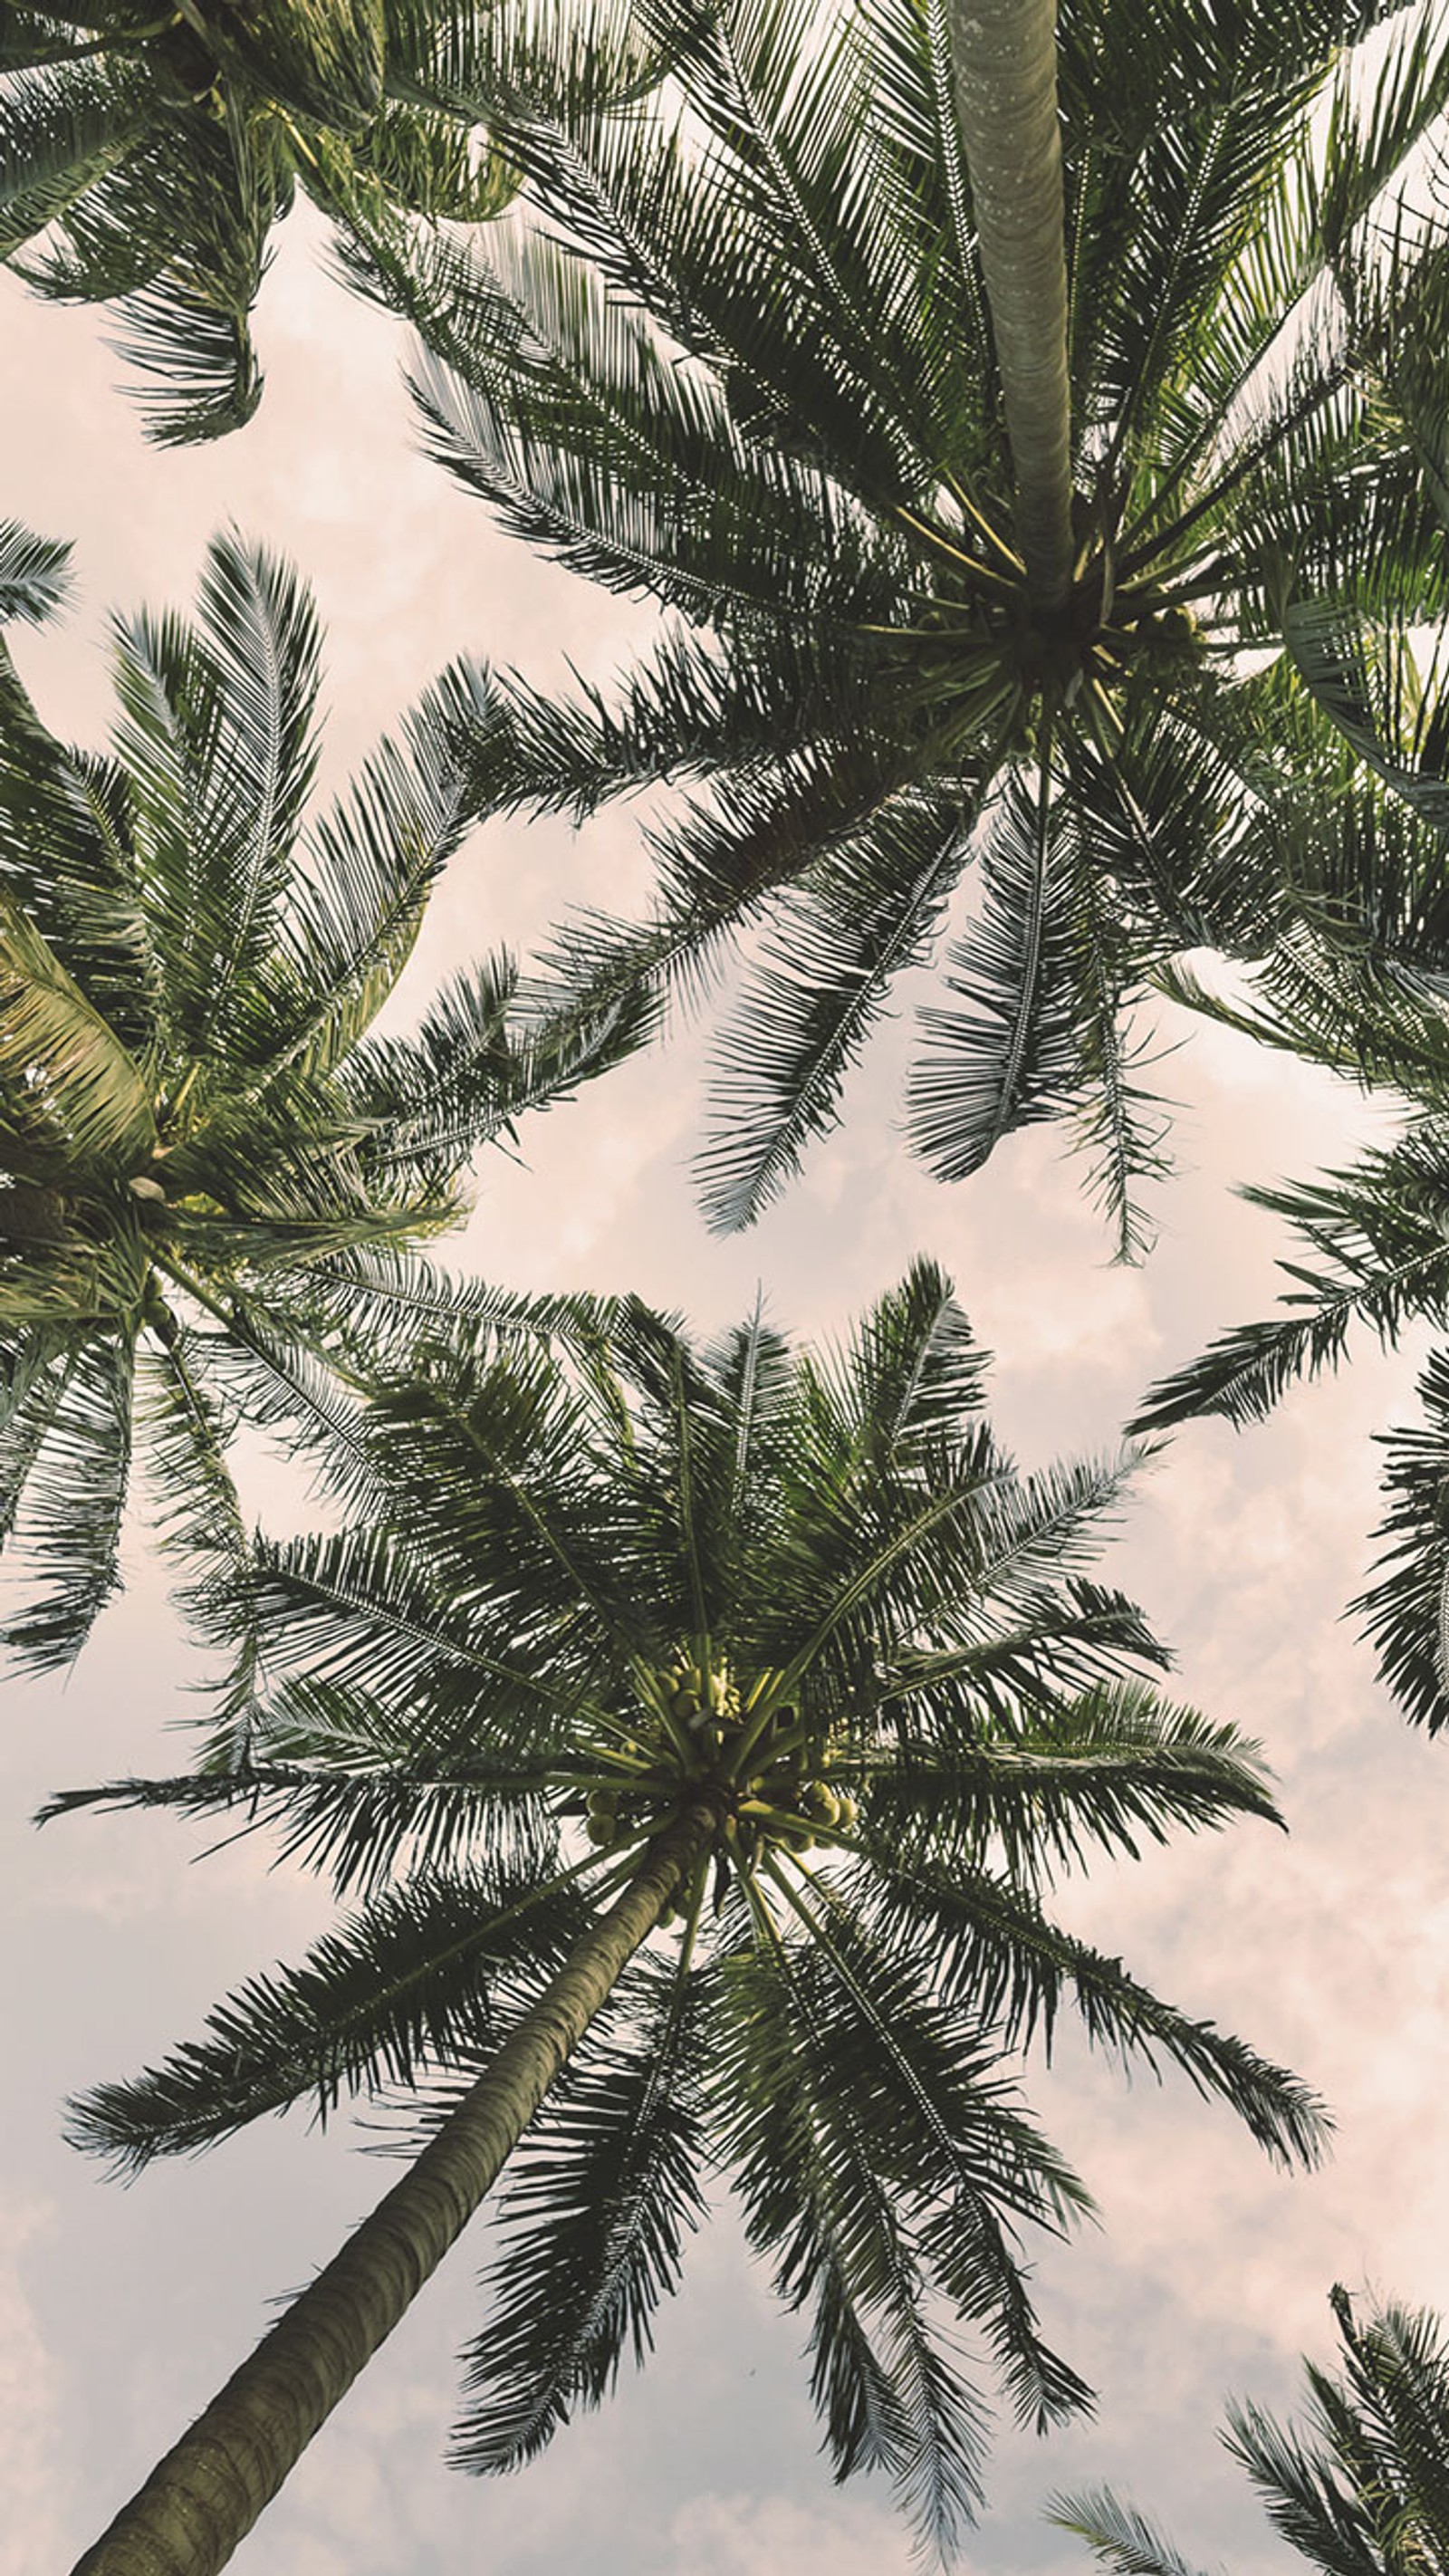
0,521,634,1673
350,0,1449,1245
62,1261,1326,2555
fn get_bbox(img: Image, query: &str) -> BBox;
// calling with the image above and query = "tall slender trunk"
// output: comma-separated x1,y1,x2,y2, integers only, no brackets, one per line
948,0,1075,612
72,1808,712,2576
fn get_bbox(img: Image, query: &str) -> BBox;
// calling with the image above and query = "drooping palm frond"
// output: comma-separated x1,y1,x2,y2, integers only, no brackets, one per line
1133,1132,1449,1436
0,517,72,627
70,1855,589,2167
449,1955,708,2469
0,1322,135,1669
711,1894,1089,2554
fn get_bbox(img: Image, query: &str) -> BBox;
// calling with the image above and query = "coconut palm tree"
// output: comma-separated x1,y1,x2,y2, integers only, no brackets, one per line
1057,2286,1449,2576
347,0,1449,1249
55,1262,1326,2571
0,518,629,1678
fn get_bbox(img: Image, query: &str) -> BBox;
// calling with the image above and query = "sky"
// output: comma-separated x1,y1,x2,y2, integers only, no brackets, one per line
3,163,1448,2576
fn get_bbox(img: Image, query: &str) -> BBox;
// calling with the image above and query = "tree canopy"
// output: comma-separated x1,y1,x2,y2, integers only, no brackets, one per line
350,0,1449,1245
59,1264,1323,2563
0,520,629,1674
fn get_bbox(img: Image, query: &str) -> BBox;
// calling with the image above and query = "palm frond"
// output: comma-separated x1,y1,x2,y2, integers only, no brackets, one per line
1132,1139,1449,1434
696,782,980,1231
1352,1343,1449,1735
907,757,1084,1183
67,1860,590,2168
869,1680,1280,1879
134,1303,260,1757
450,1956,708,2471
712,1907,1086,2556
40,1718,561,1900
0,519,72,628
1051,2486,1216,2576
0,890,157,1168
859,1850,1328,2171
1,1322,136,1671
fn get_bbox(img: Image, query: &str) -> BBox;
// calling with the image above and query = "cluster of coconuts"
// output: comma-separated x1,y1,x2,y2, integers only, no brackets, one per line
578,1652,863,1917
658,1653,742,1742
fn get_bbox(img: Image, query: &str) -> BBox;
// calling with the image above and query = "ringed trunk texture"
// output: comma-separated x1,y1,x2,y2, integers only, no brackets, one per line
948,0,1075,611
72,1809,712,2576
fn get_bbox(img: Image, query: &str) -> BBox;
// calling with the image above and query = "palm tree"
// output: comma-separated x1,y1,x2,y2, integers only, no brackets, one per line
56,1262,1326,2571
0,518,629,1678
1057,2285,1449,2576
349,0,1449,1248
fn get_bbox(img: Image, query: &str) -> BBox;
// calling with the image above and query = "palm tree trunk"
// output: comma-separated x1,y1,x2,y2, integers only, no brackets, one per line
948,0,1074,612
71,1807,713,2576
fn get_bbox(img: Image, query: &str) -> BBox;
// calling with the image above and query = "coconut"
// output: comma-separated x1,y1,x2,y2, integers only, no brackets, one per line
585,1813,618,1847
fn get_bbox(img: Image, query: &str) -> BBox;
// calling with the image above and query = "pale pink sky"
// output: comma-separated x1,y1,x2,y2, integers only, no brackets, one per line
2,187,1446,2576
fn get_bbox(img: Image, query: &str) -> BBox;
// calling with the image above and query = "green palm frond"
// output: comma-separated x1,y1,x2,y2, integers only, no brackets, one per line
40,1714,561,1898
907,755,1095,1183
133,1303,262,1758
269,659,489,1080
1051,2487,1215,2576
859,1849,1325,2171
712,1908,1085,2553
696,780,983,1232
450,1956,708,2471
867,1680,1279,1878
68,1859,587,2168
1132,1136,1449,1436
111,530,322,1052
0,56,145,254
0,892,157,1169
1,1322,136,1670
248,1246,618,1386
0,518,72,628
1350,1344,1449,1735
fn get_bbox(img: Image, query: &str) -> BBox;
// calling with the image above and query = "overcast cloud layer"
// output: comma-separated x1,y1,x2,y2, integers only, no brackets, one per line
2,208,1445,2576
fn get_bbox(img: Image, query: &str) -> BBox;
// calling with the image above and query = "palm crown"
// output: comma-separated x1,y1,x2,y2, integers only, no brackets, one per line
63,1263,1323,2566
0,0,521,441
1059,2285,1449,2576
351,0,1449,1246
0,519,623,1675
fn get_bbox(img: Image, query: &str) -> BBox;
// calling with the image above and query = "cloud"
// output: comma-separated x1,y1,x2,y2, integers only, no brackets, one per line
667,2490,916,2576
0,2203,63,2576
